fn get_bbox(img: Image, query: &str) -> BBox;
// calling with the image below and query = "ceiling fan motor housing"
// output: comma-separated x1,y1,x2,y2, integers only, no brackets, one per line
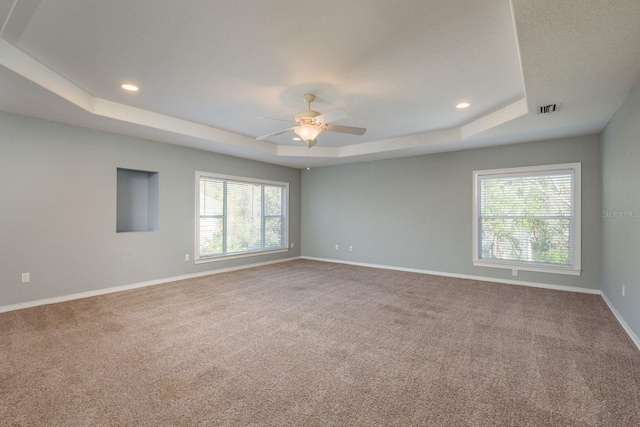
295,109,321,125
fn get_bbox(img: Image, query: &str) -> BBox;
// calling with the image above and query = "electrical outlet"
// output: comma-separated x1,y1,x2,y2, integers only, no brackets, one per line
185,254,190,261
512,269,518,277
349,245,353,251
622,285,625,297
21,273,30,283
335,244,339,250
290,242,294,248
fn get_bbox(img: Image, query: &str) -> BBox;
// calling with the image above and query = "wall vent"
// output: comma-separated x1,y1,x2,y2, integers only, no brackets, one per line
537,104,560,114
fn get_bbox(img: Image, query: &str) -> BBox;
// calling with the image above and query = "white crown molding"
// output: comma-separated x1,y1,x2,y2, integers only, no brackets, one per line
0,38,95,110
461,98,529,139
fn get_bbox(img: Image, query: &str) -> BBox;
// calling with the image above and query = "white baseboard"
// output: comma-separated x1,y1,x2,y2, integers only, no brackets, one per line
300,257,640,352
600,292,640,352
0,256,301,314
301,256,602,295
5,256,637,354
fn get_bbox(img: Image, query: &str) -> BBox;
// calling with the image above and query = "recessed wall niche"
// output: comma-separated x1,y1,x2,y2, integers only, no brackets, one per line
116,168,159,232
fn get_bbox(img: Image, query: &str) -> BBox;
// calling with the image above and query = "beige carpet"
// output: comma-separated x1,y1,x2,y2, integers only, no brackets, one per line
1,260,639,426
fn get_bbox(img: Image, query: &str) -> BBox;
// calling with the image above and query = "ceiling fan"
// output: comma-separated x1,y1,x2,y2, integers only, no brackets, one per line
256,94,366,147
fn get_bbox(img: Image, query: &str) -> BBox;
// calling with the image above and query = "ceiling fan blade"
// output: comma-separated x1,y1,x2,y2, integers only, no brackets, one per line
256,127,297,140
324,123,367,135
315,109,349,124
255,116,296,123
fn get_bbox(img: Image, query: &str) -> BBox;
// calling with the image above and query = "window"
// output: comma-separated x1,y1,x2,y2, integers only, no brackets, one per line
472,163,581,275
196,172,288,262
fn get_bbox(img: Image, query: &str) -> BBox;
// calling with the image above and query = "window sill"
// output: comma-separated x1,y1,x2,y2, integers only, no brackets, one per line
195,248,289,264
473,260,581,276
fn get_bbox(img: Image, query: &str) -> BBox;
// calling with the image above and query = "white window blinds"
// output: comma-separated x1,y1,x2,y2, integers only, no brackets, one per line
473,163,581,275
197,173,288,260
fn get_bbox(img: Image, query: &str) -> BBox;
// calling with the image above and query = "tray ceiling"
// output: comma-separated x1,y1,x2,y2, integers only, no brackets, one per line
1,0,639,168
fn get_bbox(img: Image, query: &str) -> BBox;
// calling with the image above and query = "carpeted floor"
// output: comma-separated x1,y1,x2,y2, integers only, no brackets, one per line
1,260,639,426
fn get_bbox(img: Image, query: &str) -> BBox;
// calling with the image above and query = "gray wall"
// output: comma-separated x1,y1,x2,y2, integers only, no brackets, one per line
302,135,602,290
602,81,640,338
0,112,301,307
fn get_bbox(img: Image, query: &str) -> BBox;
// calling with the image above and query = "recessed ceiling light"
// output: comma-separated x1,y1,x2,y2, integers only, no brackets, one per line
292,137,301,141
121,83,139,92
456,102,470,109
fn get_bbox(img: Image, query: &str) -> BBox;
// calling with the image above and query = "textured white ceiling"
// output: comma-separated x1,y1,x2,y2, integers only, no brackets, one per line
1,0,639,168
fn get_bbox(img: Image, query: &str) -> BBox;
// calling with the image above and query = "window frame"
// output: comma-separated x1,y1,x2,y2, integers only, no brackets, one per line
195,171,289,263
472,163,581,275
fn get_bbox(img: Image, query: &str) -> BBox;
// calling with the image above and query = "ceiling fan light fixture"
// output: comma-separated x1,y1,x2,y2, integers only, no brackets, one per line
256,93,366,145
294,124,322,142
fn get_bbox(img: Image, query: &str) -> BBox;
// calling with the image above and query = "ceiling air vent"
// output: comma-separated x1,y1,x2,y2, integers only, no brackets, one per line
537,104,560,114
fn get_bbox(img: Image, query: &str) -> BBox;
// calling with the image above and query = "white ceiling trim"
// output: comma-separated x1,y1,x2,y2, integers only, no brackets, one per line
461,98,529,139
93,98,277,155
0,35,527,161
0,38,94,111
276,127,464,158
